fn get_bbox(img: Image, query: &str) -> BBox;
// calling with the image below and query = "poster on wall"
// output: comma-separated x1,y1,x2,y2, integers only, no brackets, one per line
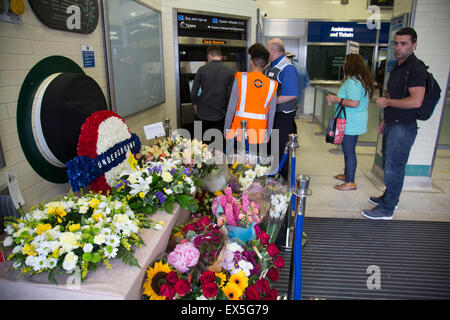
29,0,99,34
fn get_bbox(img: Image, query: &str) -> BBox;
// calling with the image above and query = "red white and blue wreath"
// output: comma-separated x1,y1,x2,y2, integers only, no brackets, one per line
66,110,141,194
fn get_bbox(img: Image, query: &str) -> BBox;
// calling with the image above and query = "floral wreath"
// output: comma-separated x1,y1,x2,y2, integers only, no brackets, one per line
66,110,141,194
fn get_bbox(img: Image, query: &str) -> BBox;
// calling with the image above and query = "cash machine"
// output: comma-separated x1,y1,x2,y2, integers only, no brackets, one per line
175,11,249,135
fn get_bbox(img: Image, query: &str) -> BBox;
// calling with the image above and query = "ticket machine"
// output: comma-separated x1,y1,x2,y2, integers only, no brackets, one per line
175,11,249,135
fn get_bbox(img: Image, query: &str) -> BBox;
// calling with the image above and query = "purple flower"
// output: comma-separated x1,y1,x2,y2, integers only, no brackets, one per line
183,168,191,176
156,191,165,204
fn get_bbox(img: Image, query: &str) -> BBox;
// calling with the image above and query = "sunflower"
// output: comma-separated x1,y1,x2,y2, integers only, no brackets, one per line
142,261,173,300
215,272,227,288
222,282,243,300
229,271,248,291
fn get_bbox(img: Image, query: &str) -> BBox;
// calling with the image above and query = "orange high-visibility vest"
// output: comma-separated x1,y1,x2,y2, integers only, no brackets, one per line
227,72,278,144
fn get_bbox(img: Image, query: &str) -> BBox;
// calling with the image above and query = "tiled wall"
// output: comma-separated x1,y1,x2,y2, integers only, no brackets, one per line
0,0,256,210
0,1,107,209
407,0,450,170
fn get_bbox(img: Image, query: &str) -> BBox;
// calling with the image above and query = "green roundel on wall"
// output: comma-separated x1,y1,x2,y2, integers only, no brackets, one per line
28,0,99,34
17,56,107,183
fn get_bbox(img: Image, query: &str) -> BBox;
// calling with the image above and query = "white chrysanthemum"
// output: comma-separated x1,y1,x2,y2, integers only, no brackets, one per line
4,225,14,235
227,242,243,253
83,243,93,253
2,236,13,247
62,251,78,271
105,234,120,248
237,260,254,277
103,246,118,259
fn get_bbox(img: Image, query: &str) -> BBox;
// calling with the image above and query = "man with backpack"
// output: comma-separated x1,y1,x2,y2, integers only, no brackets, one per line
362,27,441,220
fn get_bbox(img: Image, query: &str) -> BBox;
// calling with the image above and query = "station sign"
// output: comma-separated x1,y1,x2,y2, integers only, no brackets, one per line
308,21,390,43
177,12,246,33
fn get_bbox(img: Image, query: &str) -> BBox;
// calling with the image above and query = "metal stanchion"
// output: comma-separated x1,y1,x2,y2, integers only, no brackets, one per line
329,144,344,155
164,117,171,138
237,120,248,162
281,133,299,252
287,175,312,300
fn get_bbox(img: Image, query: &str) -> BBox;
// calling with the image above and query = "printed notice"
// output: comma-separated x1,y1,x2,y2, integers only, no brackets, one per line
6,170,25,209
81,45,95,68
143,122,166,140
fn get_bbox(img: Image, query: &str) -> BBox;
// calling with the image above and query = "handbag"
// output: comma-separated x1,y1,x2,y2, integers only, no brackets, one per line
325,101,346,145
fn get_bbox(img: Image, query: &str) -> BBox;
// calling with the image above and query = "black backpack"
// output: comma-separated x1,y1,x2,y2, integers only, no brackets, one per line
404,59,441,120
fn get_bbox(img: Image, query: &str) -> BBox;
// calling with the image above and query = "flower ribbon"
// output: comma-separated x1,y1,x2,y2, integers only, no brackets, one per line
66,133,141,192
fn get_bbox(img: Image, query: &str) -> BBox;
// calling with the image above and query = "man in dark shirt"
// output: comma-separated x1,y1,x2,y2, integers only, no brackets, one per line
190,45,235,146
362,27,427,220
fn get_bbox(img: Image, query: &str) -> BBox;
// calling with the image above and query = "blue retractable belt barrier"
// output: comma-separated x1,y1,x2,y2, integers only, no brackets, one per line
268,152,288,177
293,214,303,300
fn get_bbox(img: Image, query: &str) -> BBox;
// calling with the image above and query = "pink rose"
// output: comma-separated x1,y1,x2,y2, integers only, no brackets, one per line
168,242,200,273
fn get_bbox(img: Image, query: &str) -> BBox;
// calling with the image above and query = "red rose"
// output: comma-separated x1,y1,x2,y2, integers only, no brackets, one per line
166,271,178,284
254,278,269,293
267,243,280,257
160,284,175,300
200,270,216,284
174,279,190,296
267,267,279,282
182,223,195,234
244,285,260,300
258,232,270,245
262,288,278,300
202,282,219,298
273,256,285,269
199,216,210,227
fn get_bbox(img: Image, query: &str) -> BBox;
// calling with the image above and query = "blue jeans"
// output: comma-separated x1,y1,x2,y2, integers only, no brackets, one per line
381,122,418,213
342,134,359,183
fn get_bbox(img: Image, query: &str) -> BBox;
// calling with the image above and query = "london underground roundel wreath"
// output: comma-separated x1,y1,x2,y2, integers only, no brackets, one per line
65,110,141,194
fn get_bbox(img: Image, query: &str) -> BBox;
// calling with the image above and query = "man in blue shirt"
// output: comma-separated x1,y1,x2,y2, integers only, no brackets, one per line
265,38,299,180
286,52,309,114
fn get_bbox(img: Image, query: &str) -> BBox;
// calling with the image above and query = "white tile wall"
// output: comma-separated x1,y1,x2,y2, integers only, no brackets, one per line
0,0,109,209
407,0,450,167
0,0,256,210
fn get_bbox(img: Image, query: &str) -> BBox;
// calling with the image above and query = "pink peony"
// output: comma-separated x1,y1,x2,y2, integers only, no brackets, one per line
167,242,200,273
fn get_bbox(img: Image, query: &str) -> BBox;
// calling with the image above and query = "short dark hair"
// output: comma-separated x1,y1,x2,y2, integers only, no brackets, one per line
250,47,269,68
395,27,417,43
207,45,222,57
248,43,266,56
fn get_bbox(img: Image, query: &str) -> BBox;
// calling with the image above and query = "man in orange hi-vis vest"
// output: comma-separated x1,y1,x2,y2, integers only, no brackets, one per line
224,44,278,148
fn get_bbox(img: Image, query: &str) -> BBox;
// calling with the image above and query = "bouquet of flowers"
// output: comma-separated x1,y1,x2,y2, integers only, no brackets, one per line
228,161,270,192
262,178,291,243
1,192,160,284
170,135,215,176
170,216,225,271
138,137,174,164
211,187,262,243
113,158,198,215
142,222,283,300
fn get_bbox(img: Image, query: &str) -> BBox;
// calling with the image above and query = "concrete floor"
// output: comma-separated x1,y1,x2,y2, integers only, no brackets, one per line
293,118,450,222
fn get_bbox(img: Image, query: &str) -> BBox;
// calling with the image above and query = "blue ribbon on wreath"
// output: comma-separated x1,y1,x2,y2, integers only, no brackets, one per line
66,133,141,192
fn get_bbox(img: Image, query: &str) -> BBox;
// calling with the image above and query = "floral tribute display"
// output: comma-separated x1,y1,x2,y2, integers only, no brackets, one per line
113,158,198,215
142,215,284,300
0,192,162,284
137,134,214,177
65,110,141,194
